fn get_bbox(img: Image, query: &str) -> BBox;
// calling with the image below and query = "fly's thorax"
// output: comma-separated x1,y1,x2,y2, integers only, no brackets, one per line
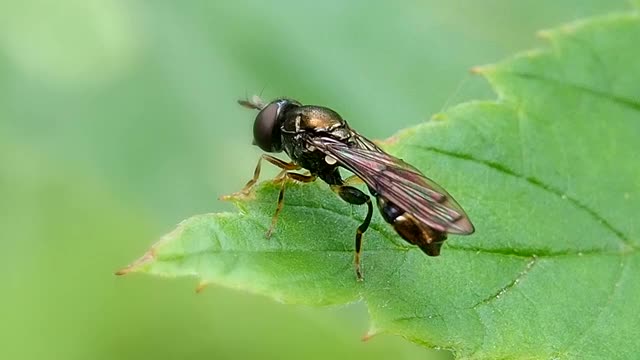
281,106,352,139
280,130,305,163
279,104,353,171
283,133,340,175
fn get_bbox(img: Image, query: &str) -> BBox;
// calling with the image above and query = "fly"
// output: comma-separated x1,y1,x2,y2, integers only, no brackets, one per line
233,96,474,280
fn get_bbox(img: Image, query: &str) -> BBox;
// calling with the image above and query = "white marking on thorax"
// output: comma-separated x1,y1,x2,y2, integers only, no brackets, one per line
325,155,337,165
295,115,301,132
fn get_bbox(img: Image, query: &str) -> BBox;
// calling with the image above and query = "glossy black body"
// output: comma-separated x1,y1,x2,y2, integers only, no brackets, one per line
241,97,474,269
279,105,351,186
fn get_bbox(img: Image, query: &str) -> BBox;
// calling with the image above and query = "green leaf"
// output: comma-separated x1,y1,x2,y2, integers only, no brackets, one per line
119,11,640,359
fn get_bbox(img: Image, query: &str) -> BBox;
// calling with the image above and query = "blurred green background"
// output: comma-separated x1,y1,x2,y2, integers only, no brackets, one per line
0,1,626,359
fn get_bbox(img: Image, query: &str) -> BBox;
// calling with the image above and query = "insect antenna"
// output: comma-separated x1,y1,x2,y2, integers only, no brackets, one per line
237,94,267,110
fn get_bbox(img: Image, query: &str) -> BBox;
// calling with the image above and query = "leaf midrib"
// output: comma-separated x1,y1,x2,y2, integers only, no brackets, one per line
409,144,635,252
508,71,640,112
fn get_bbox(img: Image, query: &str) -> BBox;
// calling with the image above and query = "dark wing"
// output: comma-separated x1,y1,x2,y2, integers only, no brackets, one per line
309,135,474,235
350,131,384,152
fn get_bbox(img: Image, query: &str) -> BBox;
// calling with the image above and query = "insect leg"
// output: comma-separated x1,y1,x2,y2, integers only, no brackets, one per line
331,185,373,281
343,175,364,186
265,172,317,238
240,155,300,194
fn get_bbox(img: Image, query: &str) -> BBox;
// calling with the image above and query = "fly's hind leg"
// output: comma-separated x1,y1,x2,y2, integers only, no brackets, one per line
265,172,317,238
331,185,373,281
343,175,364,186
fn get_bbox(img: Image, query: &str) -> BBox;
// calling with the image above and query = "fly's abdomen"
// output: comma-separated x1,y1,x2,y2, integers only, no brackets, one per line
376,196,447,256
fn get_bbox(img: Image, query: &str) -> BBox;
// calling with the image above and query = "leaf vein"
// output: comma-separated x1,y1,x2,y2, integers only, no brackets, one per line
507,71,640,112
553,254,634,357
445,245,618,258
155,247,408,263
413,145,635,251
471,256,538,309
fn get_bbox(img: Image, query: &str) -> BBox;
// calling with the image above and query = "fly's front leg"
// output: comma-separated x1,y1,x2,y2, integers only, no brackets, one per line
238,155,300,195
331,185,373,281
265,172,317,238
243,155,301,193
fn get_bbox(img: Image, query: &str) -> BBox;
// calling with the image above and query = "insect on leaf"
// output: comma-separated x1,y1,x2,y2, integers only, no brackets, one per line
119,10,640,360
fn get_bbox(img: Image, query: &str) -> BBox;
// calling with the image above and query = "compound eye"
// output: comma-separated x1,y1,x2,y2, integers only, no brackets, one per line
253,101,282,152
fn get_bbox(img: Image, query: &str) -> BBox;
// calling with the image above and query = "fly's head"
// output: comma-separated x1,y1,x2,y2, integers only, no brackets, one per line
249,98,301,153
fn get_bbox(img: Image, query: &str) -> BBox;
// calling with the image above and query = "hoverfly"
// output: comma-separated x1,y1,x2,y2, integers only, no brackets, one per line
234,96,474,280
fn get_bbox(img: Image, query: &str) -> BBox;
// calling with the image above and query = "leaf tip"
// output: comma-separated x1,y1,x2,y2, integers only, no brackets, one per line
115,249,156,276
377,134,401,147
195,281,210,293
470,64,495,75
430,113,448,122
361,327,379,342
536,29,553,39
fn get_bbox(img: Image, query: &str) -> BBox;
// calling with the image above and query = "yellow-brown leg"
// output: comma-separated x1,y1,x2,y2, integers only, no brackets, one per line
343,175,365,186
265,172,317,238
240,155,300,194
